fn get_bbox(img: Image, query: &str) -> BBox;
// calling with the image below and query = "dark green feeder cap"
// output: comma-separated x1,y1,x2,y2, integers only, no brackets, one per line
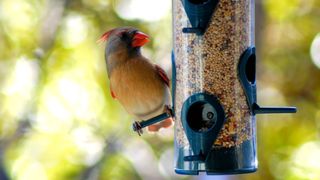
181,0,220,35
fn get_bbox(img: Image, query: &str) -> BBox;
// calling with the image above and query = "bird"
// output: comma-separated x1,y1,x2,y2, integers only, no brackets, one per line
99,27,173,133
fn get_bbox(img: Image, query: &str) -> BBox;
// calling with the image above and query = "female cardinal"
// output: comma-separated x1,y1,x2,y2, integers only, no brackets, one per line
99,27,173,132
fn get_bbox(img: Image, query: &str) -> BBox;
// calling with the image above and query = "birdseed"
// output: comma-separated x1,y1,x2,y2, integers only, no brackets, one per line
173,0,254,148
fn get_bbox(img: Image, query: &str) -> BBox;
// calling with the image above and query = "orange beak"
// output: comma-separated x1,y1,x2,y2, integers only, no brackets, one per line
132,31,149,47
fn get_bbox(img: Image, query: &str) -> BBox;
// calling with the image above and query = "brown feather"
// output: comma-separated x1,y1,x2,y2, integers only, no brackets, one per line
109,56,168,119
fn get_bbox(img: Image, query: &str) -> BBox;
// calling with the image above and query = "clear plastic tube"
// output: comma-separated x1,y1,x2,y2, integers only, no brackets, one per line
173,0,257,174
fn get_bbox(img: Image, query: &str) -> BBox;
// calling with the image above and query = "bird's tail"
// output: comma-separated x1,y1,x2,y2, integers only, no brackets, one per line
147,117,173,132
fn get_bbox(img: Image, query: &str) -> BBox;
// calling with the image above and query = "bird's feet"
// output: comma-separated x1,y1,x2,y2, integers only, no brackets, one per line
147,105,174,132
132,105,174,135
164,105,174,117
132,121,143,136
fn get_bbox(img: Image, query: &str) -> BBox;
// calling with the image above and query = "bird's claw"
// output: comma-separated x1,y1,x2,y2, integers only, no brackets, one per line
132,121,143,136
165,105,174,117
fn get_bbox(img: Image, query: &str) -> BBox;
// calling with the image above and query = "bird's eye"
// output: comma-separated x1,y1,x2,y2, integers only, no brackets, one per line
120,32,128,40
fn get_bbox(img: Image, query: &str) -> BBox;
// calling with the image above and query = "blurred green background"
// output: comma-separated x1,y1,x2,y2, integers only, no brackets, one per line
0,0,319,179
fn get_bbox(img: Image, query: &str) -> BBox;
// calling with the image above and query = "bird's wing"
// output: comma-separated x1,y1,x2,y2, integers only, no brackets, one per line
155,65,170,87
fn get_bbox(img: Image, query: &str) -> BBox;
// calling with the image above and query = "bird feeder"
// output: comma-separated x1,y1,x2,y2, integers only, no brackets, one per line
171,0,296,175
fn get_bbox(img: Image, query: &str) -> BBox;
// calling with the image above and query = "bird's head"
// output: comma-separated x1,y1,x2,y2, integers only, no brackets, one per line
99,27,149,55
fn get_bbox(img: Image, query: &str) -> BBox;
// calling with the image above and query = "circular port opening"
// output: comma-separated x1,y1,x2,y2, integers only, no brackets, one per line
245,53,256,84
188,0,209,5
187,101,217,132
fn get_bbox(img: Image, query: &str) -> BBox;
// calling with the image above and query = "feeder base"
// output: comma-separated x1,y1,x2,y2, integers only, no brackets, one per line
175,140,257,175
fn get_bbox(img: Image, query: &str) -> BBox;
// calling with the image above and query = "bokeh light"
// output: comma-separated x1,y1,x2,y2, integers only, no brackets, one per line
115,0,171,22
311,33,320,69
61,14,89,48
290,141,320,179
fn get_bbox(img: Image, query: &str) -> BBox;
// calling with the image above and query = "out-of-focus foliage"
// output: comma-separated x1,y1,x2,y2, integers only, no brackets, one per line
0,0,319,180
244,0,320,180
